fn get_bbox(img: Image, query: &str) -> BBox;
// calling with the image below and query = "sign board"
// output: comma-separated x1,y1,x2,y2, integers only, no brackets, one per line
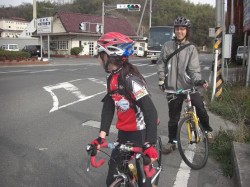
209,28,215,38
117,4,128,9
224,34,232,58
117,4,141,11
37,17,52,34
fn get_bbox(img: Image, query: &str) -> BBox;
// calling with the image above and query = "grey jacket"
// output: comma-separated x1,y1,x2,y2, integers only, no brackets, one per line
157,40,201,92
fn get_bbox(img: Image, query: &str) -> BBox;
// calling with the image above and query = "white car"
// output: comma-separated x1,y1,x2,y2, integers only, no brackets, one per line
0,44,19,51
133,46,144,57
236,46,248,64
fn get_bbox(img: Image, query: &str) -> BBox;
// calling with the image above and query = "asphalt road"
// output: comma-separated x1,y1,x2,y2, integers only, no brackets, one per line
0,54,233,187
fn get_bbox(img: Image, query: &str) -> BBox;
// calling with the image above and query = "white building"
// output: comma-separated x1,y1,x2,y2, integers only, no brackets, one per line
0,17,29,38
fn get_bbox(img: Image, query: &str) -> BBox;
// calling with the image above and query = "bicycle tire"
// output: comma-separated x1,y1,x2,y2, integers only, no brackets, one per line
109,177,138,187
151,136,162,185
177,116,208,170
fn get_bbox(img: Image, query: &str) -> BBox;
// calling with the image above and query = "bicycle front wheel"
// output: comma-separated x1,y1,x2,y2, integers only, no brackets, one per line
177,116,208,170
109,177,138,187
151,136,162,186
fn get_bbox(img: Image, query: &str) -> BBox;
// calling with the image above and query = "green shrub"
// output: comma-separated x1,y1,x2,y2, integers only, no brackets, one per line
205,83,250,177
209,129,234,177
0,50,31,60
70,47,83,55
205,84,250,125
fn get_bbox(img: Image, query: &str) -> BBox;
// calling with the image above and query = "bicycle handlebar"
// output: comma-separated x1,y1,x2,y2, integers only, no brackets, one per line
166,87,198,102
86,142,156,178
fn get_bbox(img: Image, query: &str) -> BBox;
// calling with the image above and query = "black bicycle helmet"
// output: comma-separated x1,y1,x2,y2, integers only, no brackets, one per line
174,17,191,28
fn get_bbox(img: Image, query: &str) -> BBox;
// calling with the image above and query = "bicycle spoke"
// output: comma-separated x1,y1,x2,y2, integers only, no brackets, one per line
177,117,208,169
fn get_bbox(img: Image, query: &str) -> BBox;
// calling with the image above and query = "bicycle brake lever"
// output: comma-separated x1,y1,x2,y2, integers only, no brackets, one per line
86,144,93,172
135,154,146,183
86,154,91,172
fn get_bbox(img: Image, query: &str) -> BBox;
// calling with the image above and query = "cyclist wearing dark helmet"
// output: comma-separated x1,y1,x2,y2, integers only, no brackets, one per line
157,16,214,154
89,32,158,186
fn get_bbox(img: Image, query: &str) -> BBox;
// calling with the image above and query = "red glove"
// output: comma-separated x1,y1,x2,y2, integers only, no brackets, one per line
143,144,158,159
90,137,105,146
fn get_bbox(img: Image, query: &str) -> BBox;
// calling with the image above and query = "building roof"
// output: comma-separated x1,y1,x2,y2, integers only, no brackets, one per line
56,12,137,37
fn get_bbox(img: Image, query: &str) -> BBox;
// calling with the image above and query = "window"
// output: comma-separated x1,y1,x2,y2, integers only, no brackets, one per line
57,41,68,50
47,40,68,50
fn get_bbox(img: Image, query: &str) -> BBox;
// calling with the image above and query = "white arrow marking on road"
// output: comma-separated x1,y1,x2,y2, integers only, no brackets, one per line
43,79,106,113
81,120,118,134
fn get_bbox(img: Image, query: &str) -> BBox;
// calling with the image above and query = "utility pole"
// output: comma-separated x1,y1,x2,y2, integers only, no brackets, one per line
137,0,148,36
33,0,37,19
102,1,105,35
149,0,152,28
213,0,224,98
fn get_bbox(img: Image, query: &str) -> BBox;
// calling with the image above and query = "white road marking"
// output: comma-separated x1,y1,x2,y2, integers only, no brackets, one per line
203,66,210,70
81,120,118,134
143,72,157,78
134,63,148,67
0,70,28,74
173,144,195,187
29,69,59,73
88,78,107,87
148,64,156,67
43,72,157,113
43,79,106,112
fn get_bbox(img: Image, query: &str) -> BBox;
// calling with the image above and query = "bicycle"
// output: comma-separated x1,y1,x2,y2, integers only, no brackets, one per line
86,136,162,187
167,87,209,170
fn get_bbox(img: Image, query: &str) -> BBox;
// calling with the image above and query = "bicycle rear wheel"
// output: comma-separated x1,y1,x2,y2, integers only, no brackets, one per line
177,116,208,170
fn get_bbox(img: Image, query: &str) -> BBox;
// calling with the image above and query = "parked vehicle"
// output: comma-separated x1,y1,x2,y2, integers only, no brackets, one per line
133,46,144,57
147,26,174,64
22,45,44,57
236,46,248,64
0,44,19,51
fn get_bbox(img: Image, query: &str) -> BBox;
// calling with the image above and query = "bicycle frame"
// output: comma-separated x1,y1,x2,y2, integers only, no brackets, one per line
169,88,202,144
86,141,156,185
173,87,209,170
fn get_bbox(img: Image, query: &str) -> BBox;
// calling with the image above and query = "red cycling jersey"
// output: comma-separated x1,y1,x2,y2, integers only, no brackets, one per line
109,73,148,131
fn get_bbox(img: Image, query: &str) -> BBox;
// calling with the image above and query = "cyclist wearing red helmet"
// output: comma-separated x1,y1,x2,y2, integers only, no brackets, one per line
89,32,158,186
157,17,214,154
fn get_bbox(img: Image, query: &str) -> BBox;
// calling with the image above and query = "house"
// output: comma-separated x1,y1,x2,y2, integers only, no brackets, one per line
35,12,137,56
0,17,29,38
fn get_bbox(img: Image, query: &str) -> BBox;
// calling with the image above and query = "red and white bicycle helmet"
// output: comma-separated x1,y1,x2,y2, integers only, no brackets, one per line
97,32,134,57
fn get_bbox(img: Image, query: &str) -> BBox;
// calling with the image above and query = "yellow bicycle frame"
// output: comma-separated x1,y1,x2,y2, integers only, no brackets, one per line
185,112,200,143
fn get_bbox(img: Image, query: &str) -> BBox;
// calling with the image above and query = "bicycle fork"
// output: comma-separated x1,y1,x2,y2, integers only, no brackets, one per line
186,112,201,144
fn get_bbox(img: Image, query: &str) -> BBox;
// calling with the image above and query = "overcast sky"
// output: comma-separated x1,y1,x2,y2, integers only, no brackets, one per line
0,0,216,7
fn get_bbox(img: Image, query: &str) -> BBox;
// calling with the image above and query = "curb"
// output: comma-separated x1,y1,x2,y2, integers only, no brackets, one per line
232,142,250,187
0,61,49,66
